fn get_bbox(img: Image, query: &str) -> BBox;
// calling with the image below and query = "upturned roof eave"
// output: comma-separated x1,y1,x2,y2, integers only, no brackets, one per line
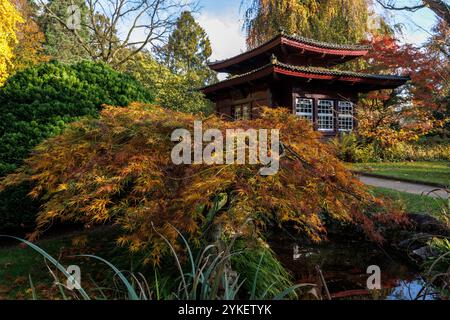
208,33,373,72
201,62,410,94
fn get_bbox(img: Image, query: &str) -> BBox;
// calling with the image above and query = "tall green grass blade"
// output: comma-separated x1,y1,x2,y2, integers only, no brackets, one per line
169,225,196,280
28,274,37,300
154,269,160,300
250,252,265,300
77,254,140,300
273,283,316,300
0,235,90,300
260,282,277,300
44,261,69,300
151,222,189,299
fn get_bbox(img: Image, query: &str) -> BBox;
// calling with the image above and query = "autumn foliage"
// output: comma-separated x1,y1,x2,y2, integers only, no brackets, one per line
357,35,448,147
0,0,23,85
243,0,372,48
11,0,48,72
0,104,408,263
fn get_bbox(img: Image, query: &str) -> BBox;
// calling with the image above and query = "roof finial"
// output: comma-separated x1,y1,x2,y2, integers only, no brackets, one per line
271,54,278,64
278,27,285,35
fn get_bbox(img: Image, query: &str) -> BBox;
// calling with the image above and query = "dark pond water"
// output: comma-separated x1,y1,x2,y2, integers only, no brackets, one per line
269,237,439,300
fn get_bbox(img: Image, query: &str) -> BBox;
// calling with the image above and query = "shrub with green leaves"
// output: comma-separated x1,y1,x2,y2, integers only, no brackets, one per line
331,133,450,163
231,240,295,299
122,52,213,115
0,182,39,232
0,60,154,176
0,60,153,232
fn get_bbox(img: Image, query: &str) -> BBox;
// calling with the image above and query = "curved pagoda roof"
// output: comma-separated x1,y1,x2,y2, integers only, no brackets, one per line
202,60,410,96
209,33,372,74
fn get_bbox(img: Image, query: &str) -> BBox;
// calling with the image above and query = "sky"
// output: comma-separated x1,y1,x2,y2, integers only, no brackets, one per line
194,0,439,63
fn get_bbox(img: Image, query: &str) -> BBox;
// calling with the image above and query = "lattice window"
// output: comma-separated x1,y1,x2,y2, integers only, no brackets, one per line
234,104,251,120
338,101,354,131
234,105,242,120
242,104,251,120
295,98,313,122
317,100,334,131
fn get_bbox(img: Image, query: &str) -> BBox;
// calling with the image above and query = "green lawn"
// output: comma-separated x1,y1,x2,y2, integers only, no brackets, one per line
0,235,70,299
370,187,447,218
350,161,450,186
0,227,135,299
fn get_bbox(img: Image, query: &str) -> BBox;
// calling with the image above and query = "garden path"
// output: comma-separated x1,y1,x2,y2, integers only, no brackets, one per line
358,175,448,199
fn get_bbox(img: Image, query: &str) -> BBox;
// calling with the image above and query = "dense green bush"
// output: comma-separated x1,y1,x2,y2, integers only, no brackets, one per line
231,240,294,299
329,133,362,162
0,182,40,232
0,60,154,176
378,142,450,162
332,133,450,163
0,60,154,231
122,52,214,115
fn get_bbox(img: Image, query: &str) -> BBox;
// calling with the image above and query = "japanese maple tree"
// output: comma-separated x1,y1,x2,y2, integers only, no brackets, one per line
0,103,408,263
357,35,448,147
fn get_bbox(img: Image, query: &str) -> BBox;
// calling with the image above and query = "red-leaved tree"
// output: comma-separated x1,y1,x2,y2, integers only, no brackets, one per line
357,35,448,147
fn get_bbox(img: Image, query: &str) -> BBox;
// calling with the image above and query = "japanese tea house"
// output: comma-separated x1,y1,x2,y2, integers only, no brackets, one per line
201,32,410,136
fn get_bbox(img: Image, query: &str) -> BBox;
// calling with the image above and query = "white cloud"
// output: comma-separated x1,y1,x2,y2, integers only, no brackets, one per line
197,11,247,62
401,30,429,46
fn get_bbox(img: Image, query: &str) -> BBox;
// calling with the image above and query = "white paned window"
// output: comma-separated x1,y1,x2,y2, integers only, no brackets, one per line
234,105,242,120
242,104,251,120
338,101,354,131
317,100,334,131
295,98,313,122
235,104,251,120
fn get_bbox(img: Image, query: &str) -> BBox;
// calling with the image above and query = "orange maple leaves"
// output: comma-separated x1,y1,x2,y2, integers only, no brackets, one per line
0,103,408,263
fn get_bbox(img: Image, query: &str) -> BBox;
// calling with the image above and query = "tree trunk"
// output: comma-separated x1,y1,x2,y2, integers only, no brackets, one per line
424,0,450,24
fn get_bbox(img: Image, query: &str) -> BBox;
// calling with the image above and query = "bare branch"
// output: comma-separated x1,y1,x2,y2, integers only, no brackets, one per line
37,0,97,59
375,0,450,24
39,0,196,67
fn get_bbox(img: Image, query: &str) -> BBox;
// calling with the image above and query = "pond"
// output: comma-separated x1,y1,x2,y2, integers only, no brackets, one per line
269,236,439,300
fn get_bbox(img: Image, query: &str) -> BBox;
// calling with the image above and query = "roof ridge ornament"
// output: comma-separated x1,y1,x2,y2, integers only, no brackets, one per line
271,54,278,64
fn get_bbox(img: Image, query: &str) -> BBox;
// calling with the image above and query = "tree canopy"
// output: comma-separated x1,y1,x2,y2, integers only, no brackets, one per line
11,0,48,72
356,34,449,147
38,0,91,63
0,0,23,85
158,11,217,86
123,51,213,114
0,60,154,176
36,0,193,68
242,0,376,48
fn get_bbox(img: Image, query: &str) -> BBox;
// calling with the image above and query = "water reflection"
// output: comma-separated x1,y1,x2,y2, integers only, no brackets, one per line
269,236,439,300
387,279,437,300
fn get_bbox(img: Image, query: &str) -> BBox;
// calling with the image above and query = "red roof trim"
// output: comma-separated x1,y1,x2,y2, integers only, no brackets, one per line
281,38,369,57
273,66,398,85
209,35,370,72
202,64,407,94
202,65,275,94
209,37,282,71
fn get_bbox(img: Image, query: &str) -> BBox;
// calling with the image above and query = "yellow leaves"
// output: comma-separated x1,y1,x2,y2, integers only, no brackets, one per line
116,236,129,247
84,198,112,222
245,0,370,48
28,189,40,200
10,0,48,72
129,240,146,253
56,183,68,192
94,175,108,184
0,0,23,85
0,103,408,262
72,235,88,248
